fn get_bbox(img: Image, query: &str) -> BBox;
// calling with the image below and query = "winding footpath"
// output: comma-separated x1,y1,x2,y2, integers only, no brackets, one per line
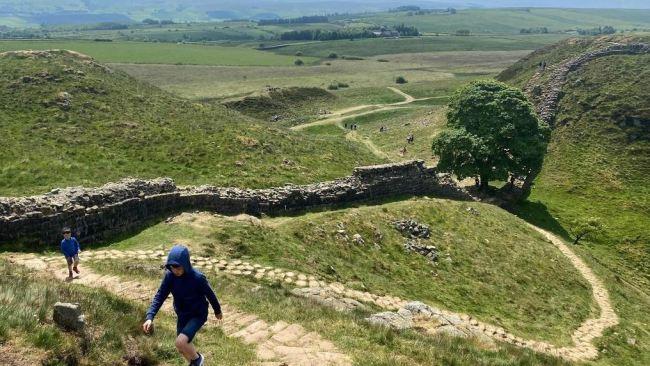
290,87,441,131
7,220,617,363
9,254,352,366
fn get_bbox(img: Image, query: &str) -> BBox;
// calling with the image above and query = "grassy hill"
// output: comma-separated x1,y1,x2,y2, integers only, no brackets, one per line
0,50,382,196
498,35,650,365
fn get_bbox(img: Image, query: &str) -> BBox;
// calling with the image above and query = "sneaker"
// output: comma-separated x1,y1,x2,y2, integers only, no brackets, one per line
190,353,204,366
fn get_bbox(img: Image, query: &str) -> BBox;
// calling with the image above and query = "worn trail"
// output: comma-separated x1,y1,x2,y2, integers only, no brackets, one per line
11,219,619,362
9,254,352,366
291,87,438,131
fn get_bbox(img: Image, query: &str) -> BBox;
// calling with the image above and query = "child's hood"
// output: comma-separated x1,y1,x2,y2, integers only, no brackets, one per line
166,244,192,273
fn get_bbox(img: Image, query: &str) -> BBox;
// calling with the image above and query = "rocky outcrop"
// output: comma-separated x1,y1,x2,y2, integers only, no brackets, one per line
524,42,650,126
0,160,470,247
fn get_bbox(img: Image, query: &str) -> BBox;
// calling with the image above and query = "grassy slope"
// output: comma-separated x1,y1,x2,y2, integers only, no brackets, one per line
94,198,595,346
88,258,570,366
0,50,382,196
356,8,650,34
0,40,317,66
498,36,650,365
302,106,446,163
0,259,256,365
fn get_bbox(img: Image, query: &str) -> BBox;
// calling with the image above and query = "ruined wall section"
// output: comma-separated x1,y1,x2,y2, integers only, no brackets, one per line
524,42,650,126
0,161,469,248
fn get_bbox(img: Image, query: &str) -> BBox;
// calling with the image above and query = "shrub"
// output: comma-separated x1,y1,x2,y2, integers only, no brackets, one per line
395,76,407,84
294,59,304,66
327,84,339,90
455,29,471,36
337,82,349,88
342,56,364,60
295,51,303,56
328,53,338,59
377,59,389,62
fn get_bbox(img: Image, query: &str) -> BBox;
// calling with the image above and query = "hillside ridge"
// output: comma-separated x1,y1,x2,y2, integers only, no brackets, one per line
522,42,649,125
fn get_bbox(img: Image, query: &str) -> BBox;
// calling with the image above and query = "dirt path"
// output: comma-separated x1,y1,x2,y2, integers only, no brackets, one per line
8,254,352,366
291,87,425,131
386,87,415,104
345,131,391,160
7,221,617,363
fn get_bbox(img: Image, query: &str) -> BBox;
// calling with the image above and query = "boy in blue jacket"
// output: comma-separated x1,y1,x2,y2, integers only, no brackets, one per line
60,227,80,280
142,245,223,366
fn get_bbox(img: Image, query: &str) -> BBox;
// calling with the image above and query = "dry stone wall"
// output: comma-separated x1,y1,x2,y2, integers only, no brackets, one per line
0,160,469,248
524,42,650,126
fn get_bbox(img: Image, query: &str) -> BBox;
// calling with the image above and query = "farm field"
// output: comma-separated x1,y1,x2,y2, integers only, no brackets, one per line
351,8,650,35
268,34,569,58
0,40,314,66
114,50,530,101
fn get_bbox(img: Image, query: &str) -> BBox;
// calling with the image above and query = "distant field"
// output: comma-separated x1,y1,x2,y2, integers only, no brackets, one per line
268,34,568,58
115,50,529,101
352,8,650,34
0,40,315,66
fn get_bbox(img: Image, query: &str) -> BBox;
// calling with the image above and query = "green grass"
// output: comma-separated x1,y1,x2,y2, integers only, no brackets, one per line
351,8,650,35
0,50,383,196
0,40,317,66
96,197,595,345
0,258,256,365
324,106,445,162
114,50,526,113
498,36,650,366
268,34,568,58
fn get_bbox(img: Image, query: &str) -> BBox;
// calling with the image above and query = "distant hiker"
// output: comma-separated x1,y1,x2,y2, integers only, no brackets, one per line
379,126,386,132
475,177,480,188
143,245,222,366
406,133,414,144
344,122,348,128
60,227,80,280
399,146,407,156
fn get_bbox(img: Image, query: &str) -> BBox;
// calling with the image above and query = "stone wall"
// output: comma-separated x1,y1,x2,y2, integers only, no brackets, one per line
524,42,650,126
0,160,469,248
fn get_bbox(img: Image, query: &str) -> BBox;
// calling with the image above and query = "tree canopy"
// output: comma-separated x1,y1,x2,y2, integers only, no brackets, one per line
432,80,550,190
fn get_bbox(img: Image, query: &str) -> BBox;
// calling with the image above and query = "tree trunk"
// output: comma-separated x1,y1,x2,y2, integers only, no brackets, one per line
479,175,489,191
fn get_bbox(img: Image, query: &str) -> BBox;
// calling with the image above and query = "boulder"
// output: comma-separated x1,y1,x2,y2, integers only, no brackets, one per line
53,302,85,331
366,311,412,330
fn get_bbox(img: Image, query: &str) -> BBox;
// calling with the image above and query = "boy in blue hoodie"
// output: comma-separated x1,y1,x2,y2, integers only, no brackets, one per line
142,245,223,366
60,227,81,280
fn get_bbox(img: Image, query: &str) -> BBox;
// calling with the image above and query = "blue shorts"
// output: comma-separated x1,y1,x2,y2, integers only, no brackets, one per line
177,315,207,343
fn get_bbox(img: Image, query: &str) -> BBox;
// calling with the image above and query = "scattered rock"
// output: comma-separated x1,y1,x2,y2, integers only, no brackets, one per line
292,287,366,312
627,337,637,346
404,240,438,262
55,91,72,110
53,302,85,331
392,219,430,239
352,233,365,245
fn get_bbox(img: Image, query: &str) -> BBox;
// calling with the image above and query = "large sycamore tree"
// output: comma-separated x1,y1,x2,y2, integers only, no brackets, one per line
432,80,550,192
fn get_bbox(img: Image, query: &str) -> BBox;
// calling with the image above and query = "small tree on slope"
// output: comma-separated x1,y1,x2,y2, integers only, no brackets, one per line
432,80,550,191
